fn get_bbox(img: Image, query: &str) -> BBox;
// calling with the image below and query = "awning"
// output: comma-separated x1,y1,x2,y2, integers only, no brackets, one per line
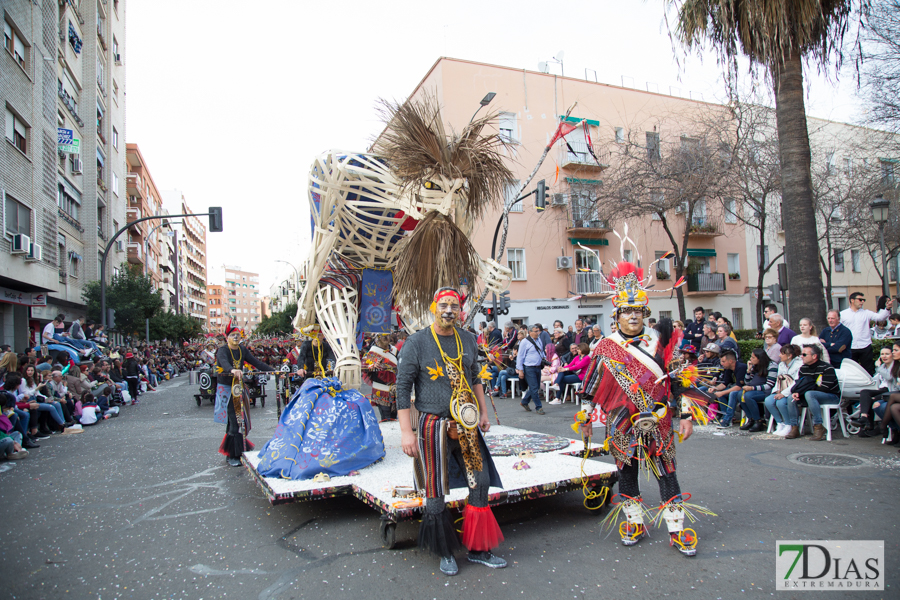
570,238,609,246
687,248,716,257
559,115,600,127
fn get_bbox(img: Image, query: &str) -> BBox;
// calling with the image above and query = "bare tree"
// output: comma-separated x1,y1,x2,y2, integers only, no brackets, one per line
862,0,900,135
591,112,736,320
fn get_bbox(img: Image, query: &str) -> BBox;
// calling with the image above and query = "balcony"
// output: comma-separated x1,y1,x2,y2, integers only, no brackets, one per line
685,272,726,293
570,273,614,296
127,243,143,264
566,216,612,238
685,216,723,237
127,175,144,198
559,139,609,171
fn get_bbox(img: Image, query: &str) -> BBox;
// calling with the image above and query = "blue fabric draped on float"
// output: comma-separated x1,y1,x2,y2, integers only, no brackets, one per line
257,378,386,480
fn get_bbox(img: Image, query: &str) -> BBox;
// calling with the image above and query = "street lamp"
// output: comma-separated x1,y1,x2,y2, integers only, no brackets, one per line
275,259,300,301
469,92,496,124
871,195,891,298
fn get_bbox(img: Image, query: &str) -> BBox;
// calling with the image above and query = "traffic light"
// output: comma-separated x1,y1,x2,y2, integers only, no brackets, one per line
481,306,494,321
107,308,116,330
535,180,547,212
498,290,510,315
208,207,223,233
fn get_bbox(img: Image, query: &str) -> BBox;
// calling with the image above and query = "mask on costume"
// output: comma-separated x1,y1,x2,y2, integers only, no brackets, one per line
430,287,463,328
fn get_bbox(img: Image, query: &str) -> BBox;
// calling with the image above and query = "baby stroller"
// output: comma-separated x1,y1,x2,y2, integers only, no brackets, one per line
837,359,877,435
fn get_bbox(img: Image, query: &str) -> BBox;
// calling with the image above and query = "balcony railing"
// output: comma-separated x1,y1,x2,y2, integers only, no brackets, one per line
57,85,84,126
686,216,723,237
559,139,609,170
686,272,726,292
570,273,614,296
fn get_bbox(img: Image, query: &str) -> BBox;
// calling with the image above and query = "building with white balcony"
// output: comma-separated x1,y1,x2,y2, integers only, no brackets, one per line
162,189,208,327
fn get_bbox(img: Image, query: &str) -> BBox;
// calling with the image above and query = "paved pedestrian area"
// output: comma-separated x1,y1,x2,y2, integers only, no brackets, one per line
1,376,896,599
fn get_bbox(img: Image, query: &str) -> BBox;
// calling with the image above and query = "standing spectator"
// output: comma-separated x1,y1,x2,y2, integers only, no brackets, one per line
716,317,738,340
890,314,900,337
791,318,829,364
589,325,603,351
700,322,717,352
516,325,546,415
819,309,852,368
537,324,552,350
768,314,796,347
762,303,790,331
712,349,748,428
486,322,502,346
123,352,141,403
840,292,893,375
571,319,588,345
791,345,841,441
762,328,782,363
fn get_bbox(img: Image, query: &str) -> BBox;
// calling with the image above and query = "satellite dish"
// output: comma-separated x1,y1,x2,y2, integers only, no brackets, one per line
538,61,548,73
555,51,565,62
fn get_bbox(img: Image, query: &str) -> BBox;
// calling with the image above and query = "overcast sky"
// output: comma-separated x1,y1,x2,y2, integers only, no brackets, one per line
125,0,866,295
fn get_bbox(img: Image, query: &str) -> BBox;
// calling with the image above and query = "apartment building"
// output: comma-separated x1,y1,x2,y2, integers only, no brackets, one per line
1,0,126,348
162,189,207,327
223,266,261,331
387,57,897,331
207,283,225,334
125,143,164,289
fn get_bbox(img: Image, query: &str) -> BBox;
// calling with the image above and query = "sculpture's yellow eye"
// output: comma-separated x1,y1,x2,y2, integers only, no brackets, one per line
424,181,443,192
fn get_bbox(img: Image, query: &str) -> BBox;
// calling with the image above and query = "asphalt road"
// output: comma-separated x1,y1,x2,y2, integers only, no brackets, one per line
1,375,897,599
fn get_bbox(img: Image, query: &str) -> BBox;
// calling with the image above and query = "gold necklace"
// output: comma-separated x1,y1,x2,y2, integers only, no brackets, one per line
228,344,242,371
430,324,462,363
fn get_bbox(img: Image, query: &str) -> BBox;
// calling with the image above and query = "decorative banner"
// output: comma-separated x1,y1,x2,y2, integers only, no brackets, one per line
0,287,47,307
356,269,393,346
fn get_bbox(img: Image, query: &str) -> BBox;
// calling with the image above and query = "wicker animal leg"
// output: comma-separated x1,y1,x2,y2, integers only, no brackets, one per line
314,283,362,389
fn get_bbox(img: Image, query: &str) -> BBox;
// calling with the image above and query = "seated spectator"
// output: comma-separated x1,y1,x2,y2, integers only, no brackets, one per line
872,320,894,340
699,344,721,369
791,344,840,441
19,364,73,434
680,345,699,366
716,316,738,340
2,372,39,448
791,318,830,364
712,349,748,428
0,429,28,460
738,349,778,432
590,325,603,351
547,342,591,404
765,344,803,437
700,322,717,352
493,330,526,398
855,343,900,437
540,343,561,385
762,328,782,364
0,351,17,381
558,343,577,367
715,324,740,358
768,313,796,347
890,314,900,337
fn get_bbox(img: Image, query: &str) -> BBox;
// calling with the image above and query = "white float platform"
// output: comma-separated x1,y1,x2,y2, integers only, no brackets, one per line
242,422,618,519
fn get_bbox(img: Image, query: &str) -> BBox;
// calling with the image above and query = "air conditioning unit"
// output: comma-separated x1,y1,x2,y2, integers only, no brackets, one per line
115,240,124,252
11,233,30,254
72,157,83,174
551,193,567,206
556,256,574,270
26,242,43,262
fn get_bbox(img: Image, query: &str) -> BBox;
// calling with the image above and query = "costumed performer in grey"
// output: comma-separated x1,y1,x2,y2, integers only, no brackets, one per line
396,287,505,576
215,320,275,467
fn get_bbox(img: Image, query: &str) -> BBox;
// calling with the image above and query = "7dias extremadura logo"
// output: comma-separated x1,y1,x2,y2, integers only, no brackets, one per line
776,540,884,591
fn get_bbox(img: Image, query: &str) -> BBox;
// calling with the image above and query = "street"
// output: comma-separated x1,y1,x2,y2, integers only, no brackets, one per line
1,375,897,600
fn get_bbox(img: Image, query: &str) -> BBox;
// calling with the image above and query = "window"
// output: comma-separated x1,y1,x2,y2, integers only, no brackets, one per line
57,183,80,220
834,248,845,272
650,192,665,220
112,127,118,149
757,244,769,269
654,251,670,278
4,194,31,237
724,198,737,224
507,248,526,280
4,19,26,68
731,308,744,330
499,112,517,143
843,157,852,176
727,253,740,278
575,248,600,272
646,132,660,161
70,252,79,278
881,160,895,185
5,108,27,153
826,151,836,175
504,180,522,213
659,310,672,320
615,127,624,144
851,249,861,272
624,249,634,263
58,236,66,276
112,172,119,196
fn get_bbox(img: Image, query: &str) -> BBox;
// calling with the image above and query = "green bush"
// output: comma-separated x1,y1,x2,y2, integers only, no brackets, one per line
736,339,764,360
733,328,758,341
873,339,898,354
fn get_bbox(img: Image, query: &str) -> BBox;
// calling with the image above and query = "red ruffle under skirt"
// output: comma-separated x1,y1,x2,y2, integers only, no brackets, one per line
461,505,504,551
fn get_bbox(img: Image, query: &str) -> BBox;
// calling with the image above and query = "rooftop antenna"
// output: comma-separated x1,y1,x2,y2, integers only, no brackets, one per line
540,51,565,76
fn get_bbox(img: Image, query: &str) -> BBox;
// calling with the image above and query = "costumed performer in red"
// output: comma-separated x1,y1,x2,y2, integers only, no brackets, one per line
396,287,505,576
577,229,714,557
215,320,275,467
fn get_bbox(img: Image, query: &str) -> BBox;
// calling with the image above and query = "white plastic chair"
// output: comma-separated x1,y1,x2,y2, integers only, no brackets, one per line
797,379,846,441
562,381,582,403
507,377,518,398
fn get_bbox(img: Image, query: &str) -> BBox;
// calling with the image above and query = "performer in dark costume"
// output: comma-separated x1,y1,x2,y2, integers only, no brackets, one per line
396,287,505,576
577,233,714,557
297,325,335,379
362,334,398,421
215,321,274,467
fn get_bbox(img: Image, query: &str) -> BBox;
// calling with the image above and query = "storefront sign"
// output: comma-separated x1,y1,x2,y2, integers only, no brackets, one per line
536,305,570,310
0,286,47,307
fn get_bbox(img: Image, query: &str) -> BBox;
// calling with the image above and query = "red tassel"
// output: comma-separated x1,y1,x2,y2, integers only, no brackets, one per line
461,505,504,551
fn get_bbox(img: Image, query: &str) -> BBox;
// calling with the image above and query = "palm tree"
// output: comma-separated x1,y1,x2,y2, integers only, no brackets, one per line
670,0,859,329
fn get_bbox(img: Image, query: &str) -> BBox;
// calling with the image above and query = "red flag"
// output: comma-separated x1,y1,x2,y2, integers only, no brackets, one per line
549,120,578,147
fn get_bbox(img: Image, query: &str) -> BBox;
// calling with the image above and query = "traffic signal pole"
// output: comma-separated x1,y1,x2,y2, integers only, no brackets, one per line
100,209,222,330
